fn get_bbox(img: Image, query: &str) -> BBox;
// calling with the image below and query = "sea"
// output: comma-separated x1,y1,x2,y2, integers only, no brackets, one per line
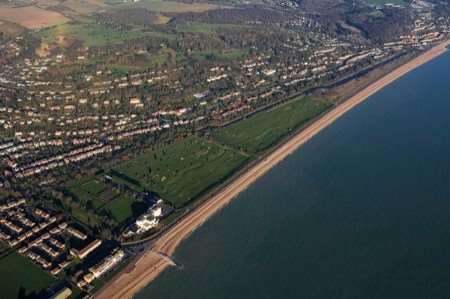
136,50,450,299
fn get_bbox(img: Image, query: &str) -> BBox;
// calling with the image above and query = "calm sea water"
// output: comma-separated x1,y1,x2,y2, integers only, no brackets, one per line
136,51,450,299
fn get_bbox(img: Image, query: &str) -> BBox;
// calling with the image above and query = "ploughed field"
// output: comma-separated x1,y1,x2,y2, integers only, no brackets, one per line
0,6,68,29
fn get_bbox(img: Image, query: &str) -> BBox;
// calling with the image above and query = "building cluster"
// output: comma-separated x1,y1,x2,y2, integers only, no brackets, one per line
384,14,450,50
70,239,102,260
123,199,173,238
0,199,75,274
0,5,449,182
10,142,119,178
0,2,449,297
76,248,125,289
0,197,125,288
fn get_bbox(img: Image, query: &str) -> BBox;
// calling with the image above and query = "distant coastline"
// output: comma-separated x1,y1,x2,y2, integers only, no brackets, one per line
93,40,450,299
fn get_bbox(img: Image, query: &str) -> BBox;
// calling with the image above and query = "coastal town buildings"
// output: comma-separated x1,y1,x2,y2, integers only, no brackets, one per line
0,0,449,297
123,199,173,238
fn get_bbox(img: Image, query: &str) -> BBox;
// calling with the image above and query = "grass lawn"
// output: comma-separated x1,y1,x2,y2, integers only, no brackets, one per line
0,251,56,299
36,23,167,47
213,97,331,154
114,0,219,13
102,194,136,225
367,0,406,5
107,49,175,73
66,176,118,226
68,176,108,210
70,205,102,227
80,180,105,196
112,136,248,207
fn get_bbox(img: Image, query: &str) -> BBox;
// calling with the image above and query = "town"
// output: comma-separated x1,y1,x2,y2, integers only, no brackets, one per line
1,0,450,297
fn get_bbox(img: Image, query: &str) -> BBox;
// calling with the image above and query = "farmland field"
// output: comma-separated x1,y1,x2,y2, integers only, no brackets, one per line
0,251,56,299
112,136,248,207
0,6,68,29
213,97,331,154
0,20,25,36
59,0,105,16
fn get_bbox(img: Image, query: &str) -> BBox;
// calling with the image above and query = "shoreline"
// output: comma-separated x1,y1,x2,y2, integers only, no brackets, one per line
93,40,450,299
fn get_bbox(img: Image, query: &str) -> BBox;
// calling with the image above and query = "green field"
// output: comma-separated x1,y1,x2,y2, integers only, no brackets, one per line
68,176,109,210
213,97,331,154
112,0,220,13
367,0,406,5
66,176,142,227
69,204,101,227
66,175,145,227
107,48,179,73
37,23,166,47
102,194,136,225
0,252,56,299
112,136,248,207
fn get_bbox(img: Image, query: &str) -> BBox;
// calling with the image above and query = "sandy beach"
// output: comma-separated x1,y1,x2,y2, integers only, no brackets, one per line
93,40,450,299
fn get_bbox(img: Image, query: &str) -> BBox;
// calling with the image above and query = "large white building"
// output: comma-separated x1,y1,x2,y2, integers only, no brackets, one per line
135,204,164,233
123,199,172,238
83,249,125,284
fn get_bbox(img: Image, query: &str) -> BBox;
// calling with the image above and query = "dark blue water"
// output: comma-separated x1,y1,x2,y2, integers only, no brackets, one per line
136,51,450,299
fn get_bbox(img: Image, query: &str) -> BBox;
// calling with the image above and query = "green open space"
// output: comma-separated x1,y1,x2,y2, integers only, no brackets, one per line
66,176,128,227
69,205,102,227
67,176,109,210
101,194,136,225
213,97,331,154
111,136,248,207
36,23,169,47
0,251,56,299
65,175,147,228
106,48,180,74
109,0,220,13
367,0,406,6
